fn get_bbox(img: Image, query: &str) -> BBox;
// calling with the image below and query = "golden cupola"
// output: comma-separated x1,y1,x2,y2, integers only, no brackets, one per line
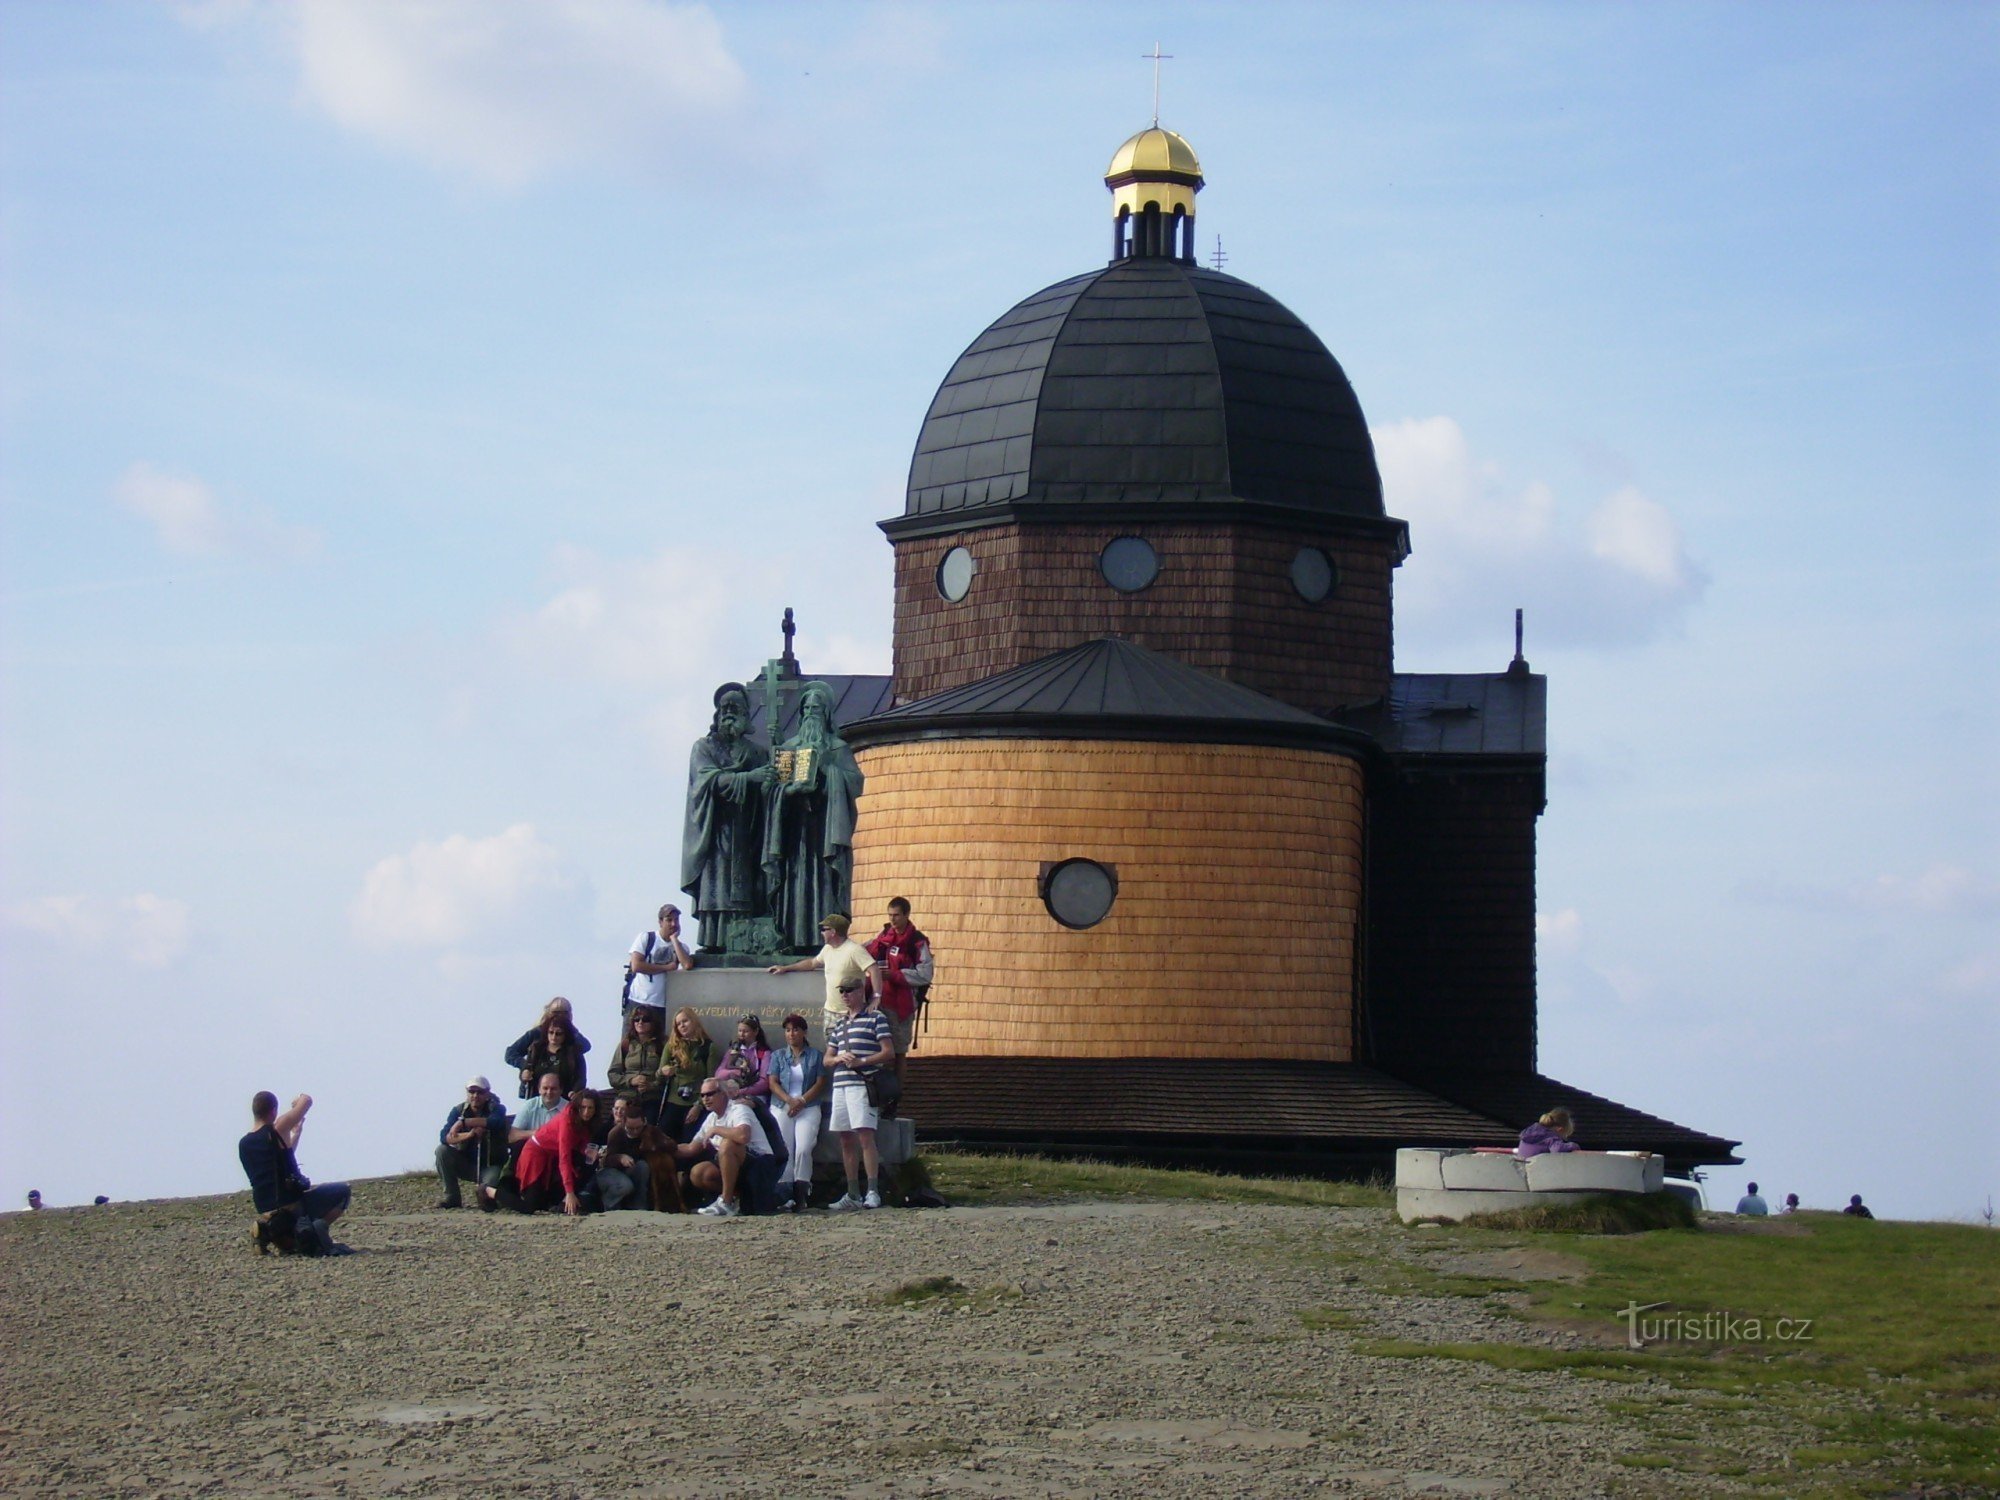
1105,125,1204,262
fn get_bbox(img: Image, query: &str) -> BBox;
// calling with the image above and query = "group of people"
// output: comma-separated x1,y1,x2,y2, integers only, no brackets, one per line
432,899,932,1221
1517,1111,1874,1219
1734,1182,1874,1218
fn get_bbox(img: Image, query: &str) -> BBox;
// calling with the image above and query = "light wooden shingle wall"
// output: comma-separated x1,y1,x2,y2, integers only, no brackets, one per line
851,738,1361,1059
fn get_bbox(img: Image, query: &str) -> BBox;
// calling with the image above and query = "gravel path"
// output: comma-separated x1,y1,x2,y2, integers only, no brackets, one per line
0,1180,1807,1497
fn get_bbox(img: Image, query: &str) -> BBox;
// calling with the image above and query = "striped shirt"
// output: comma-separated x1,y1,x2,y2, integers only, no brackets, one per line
827,1008,893,1085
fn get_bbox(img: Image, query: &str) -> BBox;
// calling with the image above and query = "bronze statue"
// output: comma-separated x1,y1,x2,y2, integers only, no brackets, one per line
680,683,771,953
760,680,864,952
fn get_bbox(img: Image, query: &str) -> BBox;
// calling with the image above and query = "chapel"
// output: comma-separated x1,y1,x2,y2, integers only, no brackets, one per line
816,125,1737,1172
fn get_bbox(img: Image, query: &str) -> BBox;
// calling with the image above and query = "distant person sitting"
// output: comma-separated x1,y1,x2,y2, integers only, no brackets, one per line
505,1007,589,1100
597,1096,675,1212
660,1007,716,1140
767,912,883,1033
484,1091,597,1216
504,999,591,1099
1782,1193,1801,1214
675,1077,775,1219
239,1091,351,1254
625,904,694,1016
509,1072,568,1147
1515,1107,1580,1157
26,1189,43,1211
1735,1182,1769,1215
1842,1194,1874,1219
435,1076,510,1209
715,1014,773,1102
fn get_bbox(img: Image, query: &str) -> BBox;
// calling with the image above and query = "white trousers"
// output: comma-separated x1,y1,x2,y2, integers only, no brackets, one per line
771,1102,823,1186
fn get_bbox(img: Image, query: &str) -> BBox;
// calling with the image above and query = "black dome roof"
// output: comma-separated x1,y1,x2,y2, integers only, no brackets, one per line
903,258,1382,525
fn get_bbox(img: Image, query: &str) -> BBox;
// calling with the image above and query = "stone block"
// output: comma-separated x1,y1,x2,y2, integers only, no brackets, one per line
1439,1152,1529,1191
1394,1148,1448,1191
1523,1151,1663,1195
1398,1187,1602,1223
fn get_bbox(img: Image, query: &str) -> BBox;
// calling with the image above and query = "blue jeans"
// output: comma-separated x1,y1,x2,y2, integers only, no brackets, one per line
302,1182,351,1221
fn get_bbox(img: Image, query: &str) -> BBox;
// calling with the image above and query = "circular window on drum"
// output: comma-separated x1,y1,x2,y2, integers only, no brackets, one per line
1041,858,1119,930
936,546,976,602
1098,536,1159,593
1290,546,1337,603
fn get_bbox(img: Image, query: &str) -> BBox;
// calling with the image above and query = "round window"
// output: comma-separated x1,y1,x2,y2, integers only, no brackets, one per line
936,546,976,602
1098,536,1159,593
1290,546,1336,603
1042,858,1118,929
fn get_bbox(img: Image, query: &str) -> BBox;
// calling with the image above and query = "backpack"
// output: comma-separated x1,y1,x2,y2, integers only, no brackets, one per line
622,932,657,1005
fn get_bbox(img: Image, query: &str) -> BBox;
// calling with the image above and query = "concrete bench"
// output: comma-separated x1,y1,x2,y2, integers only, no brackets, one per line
1396,1146,1664,1222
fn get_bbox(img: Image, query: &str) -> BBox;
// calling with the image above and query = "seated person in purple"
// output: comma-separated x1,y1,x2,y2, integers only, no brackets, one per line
1516,1106,1580,1157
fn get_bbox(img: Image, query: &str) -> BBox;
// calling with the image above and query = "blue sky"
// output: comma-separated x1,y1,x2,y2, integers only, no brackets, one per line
3,2,1994,1219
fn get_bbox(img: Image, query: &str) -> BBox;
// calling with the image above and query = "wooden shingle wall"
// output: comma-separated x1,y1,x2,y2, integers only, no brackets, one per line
851,738,1362,1059
1363,770,1542,1074
891,520,1396,712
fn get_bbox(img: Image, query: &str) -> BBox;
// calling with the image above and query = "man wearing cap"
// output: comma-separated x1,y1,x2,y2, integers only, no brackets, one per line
435,1076,511,1209
824,973,895,1212
767,912,883,1031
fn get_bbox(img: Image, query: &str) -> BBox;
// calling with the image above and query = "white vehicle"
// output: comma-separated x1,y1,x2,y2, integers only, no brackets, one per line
1661,1171,1708,1212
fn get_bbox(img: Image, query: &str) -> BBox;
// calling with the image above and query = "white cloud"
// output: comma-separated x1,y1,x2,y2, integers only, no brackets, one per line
264,0,748,189
351,823,583,948
1373,416,1706,651
1536,906,1583,955
499,543,745,683
4,893,192,968
113,462,321,560
1860,863,2000,918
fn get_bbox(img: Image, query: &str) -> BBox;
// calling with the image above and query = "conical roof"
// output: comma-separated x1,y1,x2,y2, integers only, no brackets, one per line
844,637,1371,754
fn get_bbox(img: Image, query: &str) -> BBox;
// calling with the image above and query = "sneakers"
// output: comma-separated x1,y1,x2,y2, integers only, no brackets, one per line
862,1190,883,1210
827,1194,863,1214
697,1199,741,1219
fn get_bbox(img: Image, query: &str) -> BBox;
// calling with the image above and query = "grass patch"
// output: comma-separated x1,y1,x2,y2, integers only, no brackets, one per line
1357,1213,2000,1492
1297,1306,1364,1331
914,1151,1392,1209
1448,1191,1697,1235
880,1275,966,1306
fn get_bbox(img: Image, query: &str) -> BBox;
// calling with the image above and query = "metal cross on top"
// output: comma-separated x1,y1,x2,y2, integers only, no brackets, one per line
1143,41,1173,126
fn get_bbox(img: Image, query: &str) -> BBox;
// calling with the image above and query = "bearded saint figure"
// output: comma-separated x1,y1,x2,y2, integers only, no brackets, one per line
681,682,771,952
760,680,864,953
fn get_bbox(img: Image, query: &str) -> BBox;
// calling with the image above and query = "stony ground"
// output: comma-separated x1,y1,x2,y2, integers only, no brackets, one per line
0,1179,1816,1498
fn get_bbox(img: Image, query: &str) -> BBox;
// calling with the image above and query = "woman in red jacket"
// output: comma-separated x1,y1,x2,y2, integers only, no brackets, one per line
482,1092,598,1216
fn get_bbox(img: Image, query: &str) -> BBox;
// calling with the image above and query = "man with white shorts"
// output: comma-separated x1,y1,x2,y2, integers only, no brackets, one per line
823,975,894,1212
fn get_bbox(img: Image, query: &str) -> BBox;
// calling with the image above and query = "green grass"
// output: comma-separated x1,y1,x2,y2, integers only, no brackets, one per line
1353,1212,2000,1493
1445,1190,1697,1234
913,1151,1392,1208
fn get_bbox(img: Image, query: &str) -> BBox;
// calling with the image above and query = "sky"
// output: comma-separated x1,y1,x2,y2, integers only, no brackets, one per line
3,2,1994,1221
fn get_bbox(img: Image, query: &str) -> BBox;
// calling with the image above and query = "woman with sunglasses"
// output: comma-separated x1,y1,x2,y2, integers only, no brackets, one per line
503,998,592,1099
605,1008,668,1124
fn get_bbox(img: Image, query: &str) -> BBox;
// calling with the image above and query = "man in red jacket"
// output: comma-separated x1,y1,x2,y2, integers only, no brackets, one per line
865,896,932,1075
481,1091,598,1216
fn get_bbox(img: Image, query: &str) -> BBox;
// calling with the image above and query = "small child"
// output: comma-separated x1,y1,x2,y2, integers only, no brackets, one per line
1516,1106,1580,1157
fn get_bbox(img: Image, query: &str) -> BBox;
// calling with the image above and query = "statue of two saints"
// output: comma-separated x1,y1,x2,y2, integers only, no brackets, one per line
679,680,863,956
